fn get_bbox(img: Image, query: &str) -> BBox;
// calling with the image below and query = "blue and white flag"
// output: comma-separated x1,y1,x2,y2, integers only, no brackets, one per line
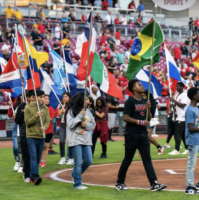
48,45,67,93
70,77,87,97
40,67,62,110
63,49,77,87
135,69,163,99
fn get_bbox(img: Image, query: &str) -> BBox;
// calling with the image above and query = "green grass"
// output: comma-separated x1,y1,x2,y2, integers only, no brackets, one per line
0,138,198,200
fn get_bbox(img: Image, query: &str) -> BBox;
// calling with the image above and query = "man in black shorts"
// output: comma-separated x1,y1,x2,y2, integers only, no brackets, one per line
115,80,167,191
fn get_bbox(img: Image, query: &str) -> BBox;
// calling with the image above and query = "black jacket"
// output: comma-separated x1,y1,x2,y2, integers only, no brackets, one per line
15,103,26,137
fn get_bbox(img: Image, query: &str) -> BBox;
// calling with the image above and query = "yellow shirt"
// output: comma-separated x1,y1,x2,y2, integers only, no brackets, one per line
41,12,46,20
14,11,22,20
33,24,38,29
4,8,14,18
61,39,70,46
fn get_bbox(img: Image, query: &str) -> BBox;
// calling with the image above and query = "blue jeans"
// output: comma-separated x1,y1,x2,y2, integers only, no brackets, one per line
12,122,19,158
27,138,45,180
71,145,92,188
186,145,199,187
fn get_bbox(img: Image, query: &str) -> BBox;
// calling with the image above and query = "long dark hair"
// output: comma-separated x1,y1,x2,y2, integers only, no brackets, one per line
95,96,107,113
88,96,94,110
61,92,71,106
66,92,85,117
14,94,22,110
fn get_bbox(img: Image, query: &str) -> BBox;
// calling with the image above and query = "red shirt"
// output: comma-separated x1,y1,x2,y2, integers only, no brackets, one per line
81,15,87,23
161,82,168,96
46,106,54,134
117,76,127,85
152,72,159,78
102,1,109,10
105,47,111,60
173,47,181,59
37,24,45,34
181,67,186,77
129,3,135,9
130,39,134,47
194,20,199,27
100,35,106,46
104,33,109,39
115,32,120,40
115,18,120,25
120,81,129,95
186,66,196,73
137,18,142,23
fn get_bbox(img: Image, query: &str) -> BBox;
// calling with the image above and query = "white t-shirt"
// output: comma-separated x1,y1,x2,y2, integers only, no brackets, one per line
106,14,113,25
55,27,61,39
125,51,130,59
120,63,128,72
174,91,190,121
122,17,127,25
2,44,10,51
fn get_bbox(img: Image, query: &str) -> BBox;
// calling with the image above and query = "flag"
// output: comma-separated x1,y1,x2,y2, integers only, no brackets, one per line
0,52,7,75
165,46,187,91
126,20,164,80
3,87,22,98
40,67,62,110
69,77,87,97
91,53,123,100
75,12,97,81
135,69,163,99
192,52,199,69
0,54,22,89
63,49,77,87
49,46,67,93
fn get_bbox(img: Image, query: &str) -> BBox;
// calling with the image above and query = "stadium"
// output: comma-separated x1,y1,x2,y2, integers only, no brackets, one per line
0,0,199,199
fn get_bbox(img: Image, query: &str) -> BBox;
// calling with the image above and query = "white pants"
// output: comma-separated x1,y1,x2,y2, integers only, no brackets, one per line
108,113,117,129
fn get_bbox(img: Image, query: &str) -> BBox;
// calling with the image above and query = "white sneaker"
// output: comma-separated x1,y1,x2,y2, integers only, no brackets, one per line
180,146,183,149
17,167,23,173
74,186,88,190
58,157,66,165
152,133,159,137
66,159,74,165
24,178,30,183
164,145,172,149
181,150,188,155
168,149,179,155
14,162,20,171
150,118,160,127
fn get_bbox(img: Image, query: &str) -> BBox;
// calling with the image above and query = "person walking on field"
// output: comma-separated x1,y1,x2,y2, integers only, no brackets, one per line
115,80,167,191
185,87,199,195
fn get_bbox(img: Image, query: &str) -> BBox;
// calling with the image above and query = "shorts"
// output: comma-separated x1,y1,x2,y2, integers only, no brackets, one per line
45,133,53,143
147,124,155,130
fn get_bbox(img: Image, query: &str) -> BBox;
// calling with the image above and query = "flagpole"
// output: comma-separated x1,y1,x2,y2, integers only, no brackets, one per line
83,9,93,109
8,95,15,113
88,75,92,95
146,4,157,120
49,47,68,92
62,45,70,92
22,33,45,138
40,68,65,110
14,24,28,104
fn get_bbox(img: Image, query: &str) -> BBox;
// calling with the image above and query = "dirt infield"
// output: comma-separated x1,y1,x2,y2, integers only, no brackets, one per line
43,158,199,191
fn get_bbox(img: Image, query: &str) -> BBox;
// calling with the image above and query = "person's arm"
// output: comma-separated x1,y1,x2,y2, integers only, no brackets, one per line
83,111,96,131
49,107,54,122
67,109,84,129
123,114,149,127
58,107,65,116
43,107,50,130
170,97,186,108
188,123,199,132
95,111,105,118
34,38,42,41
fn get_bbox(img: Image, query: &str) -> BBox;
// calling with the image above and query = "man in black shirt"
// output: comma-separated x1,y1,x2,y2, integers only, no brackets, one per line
115,79,167,191
189,17,194,32
107,35,115,51
53,39,61,56
62,23,70,38
106,94,119,141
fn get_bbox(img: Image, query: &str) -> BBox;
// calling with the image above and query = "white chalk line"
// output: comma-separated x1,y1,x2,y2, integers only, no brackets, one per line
49,158,192,192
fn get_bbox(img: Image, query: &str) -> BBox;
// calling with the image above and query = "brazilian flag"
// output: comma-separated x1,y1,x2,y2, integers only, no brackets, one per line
126,20,164,81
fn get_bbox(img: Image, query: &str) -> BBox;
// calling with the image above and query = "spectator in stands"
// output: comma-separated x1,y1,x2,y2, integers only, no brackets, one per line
3,49,11,61
101,54,107,66
18,21,26,35
0,25,3,42
62,23,70,38
128,0,136,10
148,17,153,24
176,59,181,68
61,34,70,47
185,65,196,79
97,29,103,43
189,18,194,34
30,27,38,44
107,34,115,51
192,49,198,60
2,40,11,55
137,1,145,16
186,74,195,88
194,69,199,87
5,28,12,44
14,8,22,21
40,8,46,21
192,31,197,44
94,12,101,33
121,14,127,26
106,11,114,27
100,34,106,46
194,17,199,33
185,36,191,45
152,66,159,78
114,0,121,8
53,39,61,56
186,55,191,66
129,36,135,48
161,77,168,96
32,20,40,30
111,49,118,64
181,63,187,78
104,29,110,38
94,0,102,7
117,49,124,65
102,0,109,10
136,14,143,26
81,13,88,23
173,44,181,60
114,15,120,26
125,47,131,60
182,58,188,68
69,10,75,22
61,10,69,24
192,41,198,52
181,43,187,58
36,7,42,21
45,22,52,40
72,58,79,75
120,58,128,72
55,23,61,40
107,56,116,74
37,20,45,38
35,30,43,51
100,46,108,60
115,29,121,45
186,41,192,56
128,18,134,30
42,62,53,75
4,6,14,19
0,89,5,102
